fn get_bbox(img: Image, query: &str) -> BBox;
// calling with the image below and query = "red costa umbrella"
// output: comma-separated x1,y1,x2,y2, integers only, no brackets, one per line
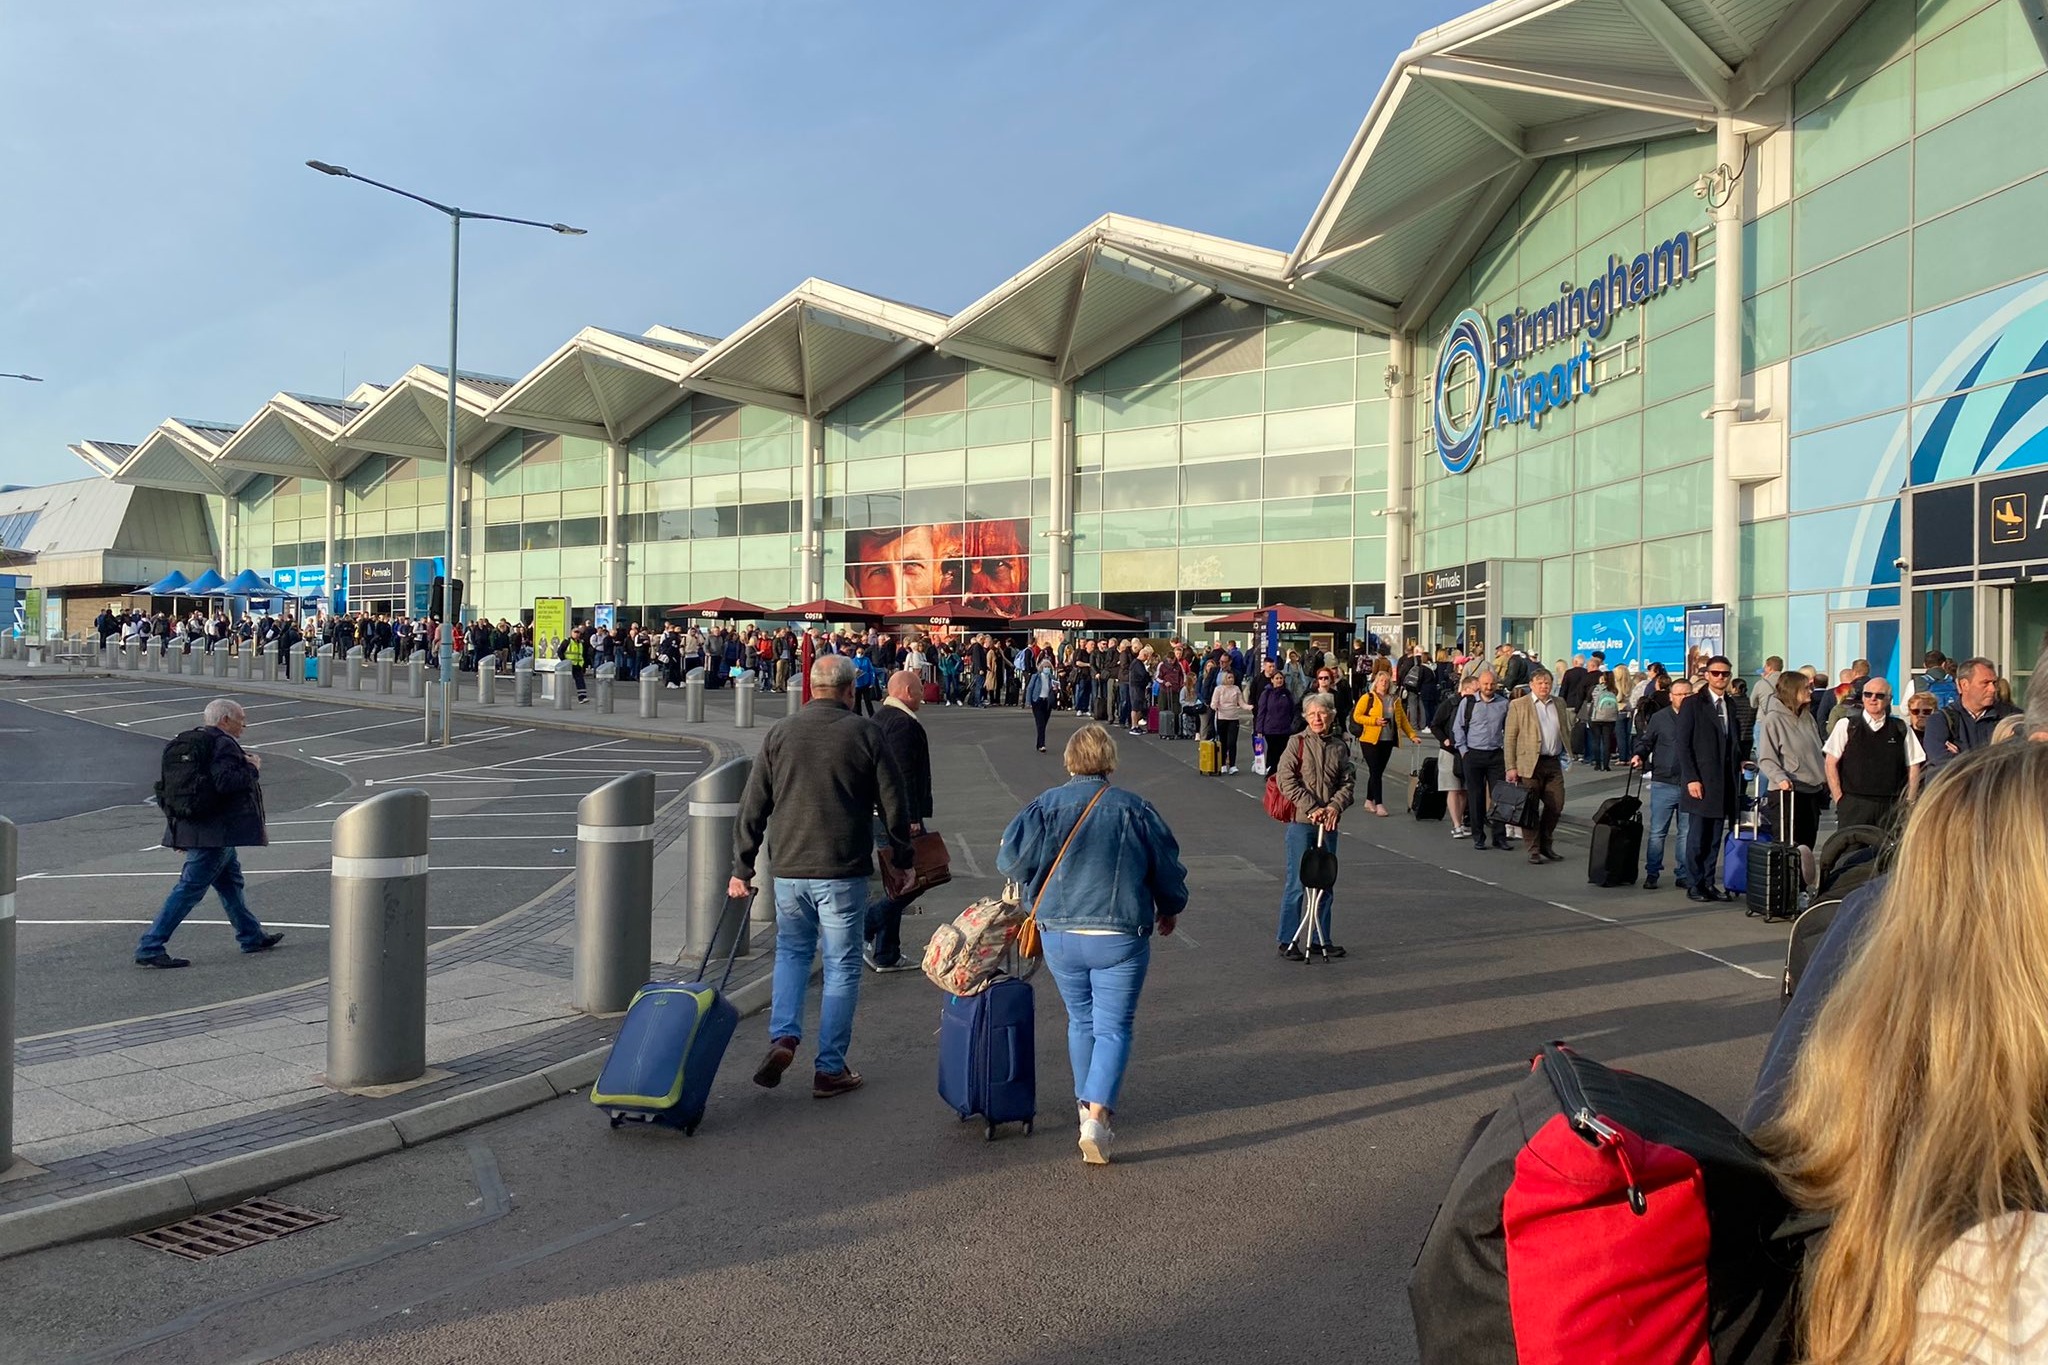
883,604,1014,630
775,598,887,627
1201,603,1352,630
664,596,768,621
1009,604,1145,630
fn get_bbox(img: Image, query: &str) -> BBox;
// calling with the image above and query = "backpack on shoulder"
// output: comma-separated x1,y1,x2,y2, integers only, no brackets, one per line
156,728,220,820
1410,1043,1809,1365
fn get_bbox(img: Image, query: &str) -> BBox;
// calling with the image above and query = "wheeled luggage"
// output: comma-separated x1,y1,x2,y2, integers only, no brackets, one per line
938,975,1036,1140
1409,754,1447,820
1145,705,1160,735
1197,737,1220,774
1091,682,1109,722
923,681,941,705
591,894,747,1134
1586,770,1644,887
1745,790,1803,922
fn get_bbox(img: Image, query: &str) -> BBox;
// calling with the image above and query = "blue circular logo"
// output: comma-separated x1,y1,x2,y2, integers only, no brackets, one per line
1432,308,1490,475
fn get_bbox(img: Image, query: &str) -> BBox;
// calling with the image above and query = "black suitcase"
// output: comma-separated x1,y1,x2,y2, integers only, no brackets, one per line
1586,771,1643,887
1410,755,1447,821
1745,791,1803,922
1091,682,1109,722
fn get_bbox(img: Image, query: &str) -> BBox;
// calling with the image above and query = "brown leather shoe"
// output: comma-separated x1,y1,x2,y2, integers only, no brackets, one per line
1529,850,1546,864
753,1036,798,1088
812,1067,865,1099
1540,848,1564,863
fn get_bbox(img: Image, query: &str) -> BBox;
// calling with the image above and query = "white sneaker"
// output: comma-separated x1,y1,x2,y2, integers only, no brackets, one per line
1078,1116,1114,1165
1451,824,1470,838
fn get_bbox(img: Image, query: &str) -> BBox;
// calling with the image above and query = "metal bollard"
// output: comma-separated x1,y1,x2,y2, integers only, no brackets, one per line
572,770,656,1015
685,757,752,957
346,645,364,691
424,681,438,743
326,789,430,1089
638,668,659,719
734,672,756,728
514,660,534,707
594,663,616,714
168,643,183,675
553,659,575,710
285,641,303,683
255,649,272,682
316,645,335,687
684,667,706,722
210,645,227,678
374,652,391,694
407,654,425,699
1,816,15,1170
237,643,252,681
477,664,496,706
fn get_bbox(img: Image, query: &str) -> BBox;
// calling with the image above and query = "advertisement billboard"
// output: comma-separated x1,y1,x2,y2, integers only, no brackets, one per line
843,518,1027,617
533,596,570,643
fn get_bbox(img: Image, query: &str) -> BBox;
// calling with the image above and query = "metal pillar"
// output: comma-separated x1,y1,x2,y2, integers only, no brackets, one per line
477,663,496,705
514,659,534,707
209,645,227,679
553,659,575,709
167,643,182,675
800,414,823,600
1048,380,1074,607
594,662,616,714
1385,332,1412,624
684,668,705,722
317,645,336,688
685,757,751,957
255,649,272,682
376,653,393,694
290,641,307,684
424,682,439,743
572,770,656,1015
734,672,755,728
326,789,430,1089
237,643,252,681
407,654,425,699
0,817,15,1171
638,667,659,719
346,645,365,690
1710,114,1747,617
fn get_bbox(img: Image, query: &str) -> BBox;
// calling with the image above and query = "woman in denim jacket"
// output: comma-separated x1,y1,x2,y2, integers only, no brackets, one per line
997,723,1189,1166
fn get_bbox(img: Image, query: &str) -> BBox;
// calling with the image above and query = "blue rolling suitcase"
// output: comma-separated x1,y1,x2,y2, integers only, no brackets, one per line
937,976,1036,1141
591,895,747,1135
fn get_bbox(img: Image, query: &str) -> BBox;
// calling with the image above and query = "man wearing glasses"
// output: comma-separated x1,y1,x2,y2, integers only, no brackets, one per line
1823,676,1925,830
1677,655,1748,902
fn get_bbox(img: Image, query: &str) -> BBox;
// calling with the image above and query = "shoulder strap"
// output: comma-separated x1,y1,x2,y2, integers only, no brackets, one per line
1033,787,1107,916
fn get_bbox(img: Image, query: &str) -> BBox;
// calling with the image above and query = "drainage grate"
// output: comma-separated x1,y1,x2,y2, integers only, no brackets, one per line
130,1197,338,1260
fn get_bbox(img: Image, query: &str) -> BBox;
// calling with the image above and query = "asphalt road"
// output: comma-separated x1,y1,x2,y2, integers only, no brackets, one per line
0,678,708,1033
3,700,1795,1365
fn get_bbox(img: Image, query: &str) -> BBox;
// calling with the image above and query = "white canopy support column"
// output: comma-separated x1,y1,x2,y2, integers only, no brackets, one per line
604,440,627,606
1384,334,1412,621
800,415,823,601
323,481,339,611
1710,115,1746,616
1048,381,1074,606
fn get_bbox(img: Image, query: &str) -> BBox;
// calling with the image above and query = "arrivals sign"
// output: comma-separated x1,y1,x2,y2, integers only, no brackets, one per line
1432,230,1698,474
1977,467,2048,565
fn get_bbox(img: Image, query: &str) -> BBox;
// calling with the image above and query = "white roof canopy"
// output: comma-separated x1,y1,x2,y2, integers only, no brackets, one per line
683,280,949,419
112,419,242,496
336,365,515,463
486,326,712,444
1290,0,1873,330
67,440,138,479
211,393,366,486
941,214,1398,384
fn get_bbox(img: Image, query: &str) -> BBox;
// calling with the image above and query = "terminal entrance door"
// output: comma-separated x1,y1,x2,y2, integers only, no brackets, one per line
2000,583,2048,699
1827,609,1903,692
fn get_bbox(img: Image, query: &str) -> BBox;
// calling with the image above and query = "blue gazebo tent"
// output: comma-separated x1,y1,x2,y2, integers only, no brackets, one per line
180,569,227,596
136,570,190,595
224,569,279,598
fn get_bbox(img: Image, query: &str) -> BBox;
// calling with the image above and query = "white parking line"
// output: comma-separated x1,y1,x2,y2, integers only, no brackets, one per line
17,919,477,930
244,717,422,749
21,865,572,879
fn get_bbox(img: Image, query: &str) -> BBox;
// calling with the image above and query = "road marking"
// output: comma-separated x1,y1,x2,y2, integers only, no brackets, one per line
20,865,571,879
15,919,477,930
945,832,984,879
244,717,420,748
1537,899,1771,979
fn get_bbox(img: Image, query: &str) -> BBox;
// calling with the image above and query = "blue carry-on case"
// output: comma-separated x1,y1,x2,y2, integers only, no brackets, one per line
938,976,1036,1141
591,894,748,1135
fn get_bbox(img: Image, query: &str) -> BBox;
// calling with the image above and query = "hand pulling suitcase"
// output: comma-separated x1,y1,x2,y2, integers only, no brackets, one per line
938,975,1036,1140
1197,737,1220,774
1745,790,1802,922
1586,770,1644,887
1410,754,1448,821
591,894,748,1135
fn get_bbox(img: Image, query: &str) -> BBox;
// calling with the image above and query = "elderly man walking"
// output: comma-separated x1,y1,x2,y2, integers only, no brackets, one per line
135,698,284,968
865,670,932,973
730,653,916,1099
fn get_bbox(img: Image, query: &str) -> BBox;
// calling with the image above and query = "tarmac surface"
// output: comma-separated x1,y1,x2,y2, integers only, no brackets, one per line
2,684,1793,1364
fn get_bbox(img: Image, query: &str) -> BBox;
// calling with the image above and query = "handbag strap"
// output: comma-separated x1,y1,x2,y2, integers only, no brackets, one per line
1032,787,1107,917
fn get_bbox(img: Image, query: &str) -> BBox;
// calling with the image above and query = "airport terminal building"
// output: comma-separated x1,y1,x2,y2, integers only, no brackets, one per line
59,0,2048,686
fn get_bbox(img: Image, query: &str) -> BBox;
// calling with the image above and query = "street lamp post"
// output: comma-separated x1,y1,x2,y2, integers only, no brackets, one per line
0,374,41,383
306,160,584,745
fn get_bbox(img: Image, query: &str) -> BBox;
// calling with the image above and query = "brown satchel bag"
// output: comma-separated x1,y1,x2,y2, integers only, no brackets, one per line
902,830,952,901
1016,787,1106,960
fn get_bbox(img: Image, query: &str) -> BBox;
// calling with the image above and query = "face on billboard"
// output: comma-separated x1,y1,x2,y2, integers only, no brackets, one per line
844,518,1027,616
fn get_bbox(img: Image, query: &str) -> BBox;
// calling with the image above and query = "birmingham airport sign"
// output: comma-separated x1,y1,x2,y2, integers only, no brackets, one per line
1432,229,1696,474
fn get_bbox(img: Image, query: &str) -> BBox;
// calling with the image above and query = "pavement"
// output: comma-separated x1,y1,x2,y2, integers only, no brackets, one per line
0,657,1803,1362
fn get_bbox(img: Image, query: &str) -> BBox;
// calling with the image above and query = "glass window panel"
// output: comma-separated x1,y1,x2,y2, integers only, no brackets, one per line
740,432,793,469
903,450,966,488
1641,533,1710,605
1914,173,2048,311
561,487,601,516
1101,425,1178,469
1915,77,2048,221
520,521,560,551
1792,235,1911,351
1644,392,1713,470
1181,415,1264,461
846,457,902,492
1180,372,1262,422
1644,191,1708,258
484,523,520,553
1574,544,1642,611
559,517,602,548
1576,146,1645,242
1100,383,1179,431
560,459,604,490
1098,342,1180,393
1744,285,1791,372
1354,400,1389,446
967,368,1033,406
902,411,966,453
1264,450,1352,499
1351,490,1388,525
965,403,1037,447
1100,467,1179,510
1792,323,1911,433
1264,319,1356,365
965,443,1032,482
1788,412,1910,512
1264,405,1352,455
522,492,561,520
1641,463,1712,536
1793,146,1909,274
1183,459,1261,504
1463,455,1516,517
1181,324,1264,378
1355,444,1389,489
1645,131,1716,204
1516,173,1577,281
1518,497,1572,553
1794,58,1911,197
1075,474,1100,514
1795,0,1912,117
1575,415,1643,485
1787,502,1888,590
1575,478,1641,546
901,486,964,524
1262,537,1352,586
1644,315,1714,403
967,480,1030,521
1263,496,1352,542
692,506,739,539
743,467,794,501
1098,509,1178,550
1742,516,1789,595
1915,3,2044,131
1518,439,1575,501
1265,358,1353,412
738,503,790,537
1351,536,1387,584
654,510,693,541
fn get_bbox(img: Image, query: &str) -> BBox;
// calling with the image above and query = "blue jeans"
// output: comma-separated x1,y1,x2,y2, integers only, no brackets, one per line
1042,929,1152,1111
1277,822,1338,944
138,847,268,956
1645,780,1693,882
1072,678,1091,714
768,877,867,1074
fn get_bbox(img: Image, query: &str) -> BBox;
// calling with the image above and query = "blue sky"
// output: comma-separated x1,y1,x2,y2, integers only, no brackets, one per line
0,1,1467,488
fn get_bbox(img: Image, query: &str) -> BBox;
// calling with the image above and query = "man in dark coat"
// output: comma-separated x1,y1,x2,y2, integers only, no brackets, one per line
1677,654,1746,902
865,670,932,972
135,698,283,968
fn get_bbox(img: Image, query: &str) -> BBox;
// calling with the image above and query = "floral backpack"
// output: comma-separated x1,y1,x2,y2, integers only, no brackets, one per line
921,887,1029,996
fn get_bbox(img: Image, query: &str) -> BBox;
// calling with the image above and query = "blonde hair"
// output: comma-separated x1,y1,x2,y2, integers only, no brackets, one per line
1761,740,2048,1364
1063,723,1118,776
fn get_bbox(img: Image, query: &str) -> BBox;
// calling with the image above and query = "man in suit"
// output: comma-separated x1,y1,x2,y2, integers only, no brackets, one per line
865,670,932,973
1503,668,1574,865
1678,654,1746,902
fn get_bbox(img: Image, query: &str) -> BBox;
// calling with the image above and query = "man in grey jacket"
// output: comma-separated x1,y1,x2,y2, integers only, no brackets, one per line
1452,670,1512,851
1630,679,1693,890
730,653,915,1099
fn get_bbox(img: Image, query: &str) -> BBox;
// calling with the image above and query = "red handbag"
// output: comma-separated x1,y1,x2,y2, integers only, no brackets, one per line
1264,773,1296,823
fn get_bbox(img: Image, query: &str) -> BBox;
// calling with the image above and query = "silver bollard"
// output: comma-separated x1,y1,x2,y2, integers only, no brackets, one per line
375,652,392,694
317,645,336,688
346,645,364,691
210,645,227,678
407,654,425,699
685,757,752,957
477,664,496,706
326,789,430,1089
424,681,438,743
1,816,16,1171
594,662,616,715
284,641,301,683
255,649,272,682
167,643,183,675
553,658,575,710
237,643,252,681
638,668,659,719
684,667,706,722
514,660,534,707
572,770,656,1015
734,672,756,729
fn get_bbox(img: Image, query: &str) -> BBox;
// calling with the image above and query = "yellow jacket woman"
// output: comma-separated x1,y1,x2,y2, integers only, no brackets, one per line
1351,685,1420,746
1350,676,1419,816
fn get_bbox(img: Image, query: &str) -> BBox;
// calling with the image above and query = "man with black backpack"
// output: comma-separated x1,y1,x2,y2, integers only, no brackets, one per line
1920,656,2016,778
135,698,283,969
